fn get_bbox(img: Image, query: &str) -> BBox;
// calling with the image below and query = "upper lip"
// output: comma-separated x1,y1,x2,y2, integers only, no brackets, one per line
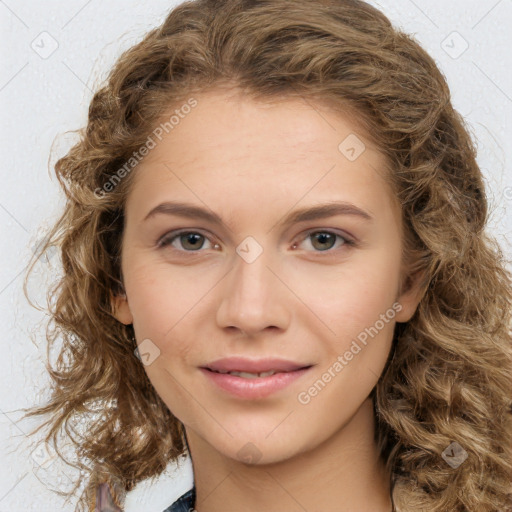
202,357,312,373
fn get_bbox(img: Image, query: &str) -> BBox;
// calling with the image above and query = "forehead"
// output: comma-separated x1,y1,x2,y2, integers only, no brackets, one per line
126,89,400,224
149,88,377,159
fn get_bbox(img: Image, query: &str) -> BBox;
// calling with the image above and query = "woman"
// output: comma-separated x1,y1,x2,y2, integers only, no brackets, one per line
22,0,512,510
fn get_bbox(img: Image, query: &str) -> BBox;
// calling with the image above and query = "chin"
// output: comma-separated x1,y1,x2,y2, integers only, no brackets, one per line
207,429,308,466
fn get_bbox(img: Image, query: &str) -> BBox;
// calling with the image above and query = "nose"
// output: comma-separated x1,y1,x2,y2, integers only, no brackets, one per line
215,244,291,337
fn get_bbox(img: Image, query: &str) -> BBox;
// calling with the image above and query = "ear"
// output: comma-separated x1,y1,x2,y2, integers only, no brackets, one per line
111,291,134,325
394,269,426,323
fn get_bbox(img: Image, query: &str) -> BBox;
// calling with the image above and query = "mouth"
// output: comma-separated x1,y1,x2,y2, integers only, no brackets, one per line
204,367,312,378
199,365,314,399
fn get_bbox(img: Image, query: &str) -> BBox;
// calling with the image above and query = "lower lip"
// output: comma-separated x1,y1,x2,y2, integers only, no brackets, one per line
199,367,312,399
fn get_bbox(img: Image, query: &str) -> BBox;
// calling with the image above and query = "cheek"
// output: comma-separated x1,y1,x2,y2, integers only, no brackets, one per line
135,322,198,416
124,258,187,336
125,268,199,363
299,256,401,341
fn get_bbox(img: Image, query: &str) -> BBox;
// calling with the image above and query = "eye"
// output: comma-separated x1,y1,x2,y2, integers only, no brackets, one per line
157,230,219,252
157,229,355,255
292,230,355,253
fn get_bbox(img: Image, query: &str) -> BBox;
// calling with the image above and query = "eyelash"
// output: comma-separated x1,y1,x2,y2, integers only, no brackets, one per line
157,229,356,255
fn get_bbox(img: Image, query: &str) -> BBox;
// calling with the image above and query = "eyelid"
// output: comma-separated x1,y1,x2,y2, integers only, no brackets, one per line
156,228,218,249
157,227,357,253
297,227,356,245
293,229,356,253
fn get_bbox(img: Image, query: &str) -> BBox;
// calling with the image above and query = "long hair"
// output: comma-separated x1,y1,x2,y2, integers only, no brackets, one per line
22,1,512,510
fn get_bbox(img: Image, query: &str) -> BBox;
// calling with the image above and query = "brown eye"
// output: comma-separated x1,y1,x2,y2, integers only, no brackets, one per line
178,232,205,251
310,232,337,251
158,231,215,252
293,230,355,253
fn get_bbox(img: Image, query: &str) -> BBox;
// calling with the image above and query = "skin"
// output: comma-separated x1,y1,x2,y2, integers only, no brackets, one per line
112,88,424,512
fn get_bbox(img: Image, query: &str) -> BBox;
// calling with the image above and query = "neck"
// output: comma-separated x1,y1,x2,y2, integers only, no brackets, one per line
185,398,393,512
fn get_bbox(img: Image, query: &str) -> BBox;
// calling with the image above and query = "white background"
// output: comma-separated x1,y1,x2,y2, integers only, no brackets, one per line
1,1,511,510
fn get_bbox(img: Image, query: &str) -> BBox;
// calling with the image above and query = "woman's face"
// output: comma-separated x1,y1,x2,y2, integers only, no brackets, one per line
113,89,422,465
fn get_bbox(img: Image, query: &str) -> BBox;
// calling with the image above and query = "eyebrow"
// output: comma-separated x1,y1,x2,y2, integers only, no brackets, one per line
142,200,374,229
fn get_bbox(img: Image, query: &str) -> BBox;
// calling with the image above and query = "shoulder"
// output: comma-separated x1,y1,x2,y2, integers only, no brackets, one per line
162,487,196,512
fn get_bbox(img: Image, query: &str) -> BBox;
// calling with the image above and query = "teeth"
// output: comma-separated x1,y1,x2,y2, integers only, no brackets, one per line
230,370,278,378
215,370,279,378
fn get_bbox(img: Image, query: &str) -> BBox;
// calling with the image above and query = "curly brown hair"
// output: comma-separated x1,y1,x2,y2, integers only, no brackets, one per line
21,0,512,511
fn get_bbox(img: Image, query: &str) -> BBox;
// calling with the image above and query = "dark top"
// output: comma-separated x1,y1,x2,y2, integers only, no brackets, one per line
162,486,196,512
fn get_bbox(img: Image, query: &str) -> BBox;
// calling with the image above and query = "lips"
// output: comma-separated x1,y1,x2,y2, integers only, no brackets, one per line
199,362,313,399
199,357,314,398
202,357,311,374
